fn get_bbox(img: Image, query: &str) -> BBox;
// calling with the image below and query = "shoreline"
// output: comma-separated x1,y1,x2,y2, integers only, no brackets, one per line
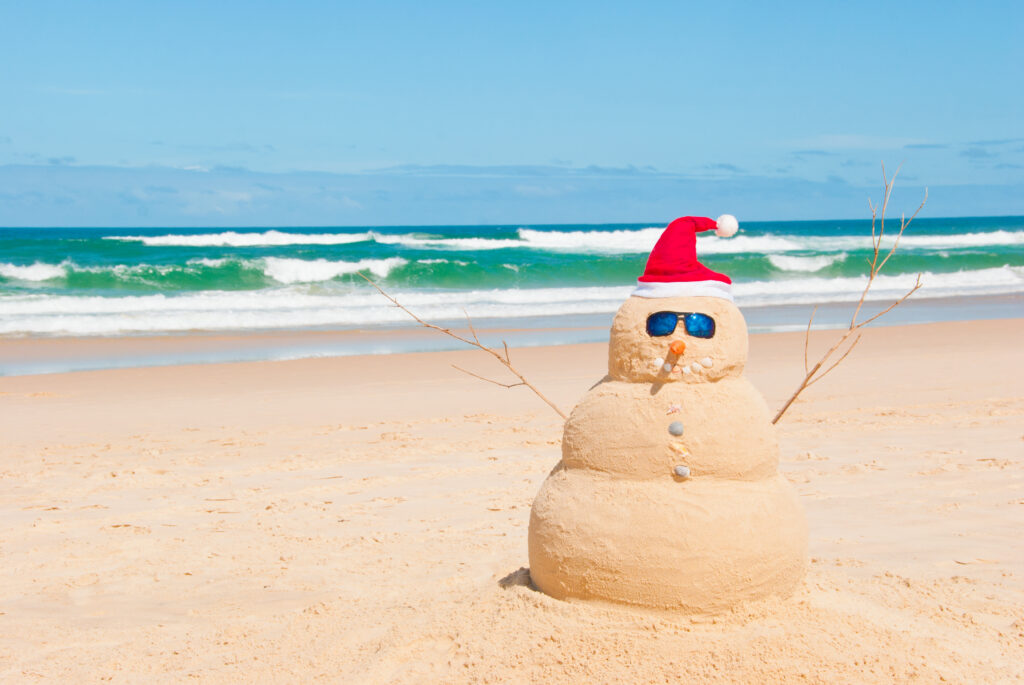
3,292,1022,377
1,318,1022,681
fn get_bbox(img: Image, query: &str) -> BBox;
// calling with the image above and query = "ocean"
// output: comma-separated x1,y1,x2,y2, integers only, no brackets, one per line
2,217,1023,373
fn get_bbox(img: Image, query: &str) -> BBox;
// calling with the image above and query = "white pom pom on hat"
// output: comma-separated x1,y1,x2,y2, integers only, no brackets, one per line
715,214,739,238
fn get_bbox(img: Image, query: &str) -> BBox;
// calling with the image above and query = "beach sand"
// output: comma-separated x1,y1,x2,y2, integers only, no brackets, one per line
1,319,1022,683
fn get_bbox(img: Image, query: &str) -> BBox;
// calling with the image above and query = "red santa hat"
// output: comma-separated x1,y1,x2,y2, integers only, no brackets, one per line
632,214,739,301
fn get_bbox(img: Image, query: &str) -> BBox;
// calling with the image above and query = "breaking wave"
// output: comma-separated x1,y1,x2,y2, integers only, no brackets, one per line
102,227,1024,254
3,266,1021,336
767,253,847,272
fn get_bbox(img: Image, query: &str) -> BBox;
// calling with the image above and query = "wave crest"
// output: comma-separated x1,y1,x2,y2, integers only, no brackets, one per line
0,262,68,281
107,230,373,247
101,227,1024,254
263,257,407,283
2,266,1021,336
768,253,846,272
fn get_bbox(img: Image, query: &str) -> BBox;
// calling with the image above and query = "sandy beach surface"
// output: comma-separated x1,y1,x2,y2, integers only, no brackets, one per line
1,318,1022,683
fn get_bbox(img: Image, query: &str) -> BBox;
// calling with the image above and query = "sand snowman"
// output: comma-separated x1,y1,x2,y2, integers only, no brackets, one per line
528,215,807,612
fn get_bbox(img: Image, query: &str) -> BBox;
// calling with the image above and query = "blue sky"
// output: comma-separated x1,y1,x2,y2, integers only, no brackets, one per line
2,0,1022,225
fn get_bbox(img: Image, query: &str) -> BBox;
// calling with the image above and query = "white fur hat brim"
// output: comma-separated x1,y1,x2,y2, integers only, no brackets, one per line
632,279,734,301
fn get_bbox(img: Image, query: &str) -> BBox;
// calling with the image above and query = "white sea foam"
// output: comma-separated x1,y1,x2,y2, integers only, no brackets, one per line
517,227,666,252
0,259,206,283
2,267,1021,336
892,230,1024,249
191,257,231,267
262,257,407,283
377,227,1024,255
107,230,373,247
1,256,415,286
417,258,470,266
0,262,67,281
787,230,1024,253
369,227,807,254
102,227,1024,254
533,227,1024,254
371,232,525,250
735,265,1024,306
768,253,846,272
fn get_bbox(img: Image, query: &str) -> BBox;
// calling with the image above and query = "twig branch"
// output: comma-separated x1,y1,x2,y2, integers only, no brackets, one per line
451,364,525,389
803,306,817,376
358,273,568,420
773,165,926,424
463,308,482,346
805,334,861,387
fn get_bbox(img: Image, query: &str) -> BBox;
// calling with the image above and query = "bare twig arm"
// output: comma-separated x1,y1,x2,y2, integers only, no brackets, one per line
451,364,526,388
803,306,817,375
463,309,482,346
805,334,861,387
857,276,922,328
358,272,569,420
773,166,926,424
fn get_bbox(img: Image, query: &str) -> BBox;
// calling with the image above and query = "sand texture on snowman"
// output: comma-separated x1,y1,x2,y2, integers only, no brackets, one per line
529,215,807,612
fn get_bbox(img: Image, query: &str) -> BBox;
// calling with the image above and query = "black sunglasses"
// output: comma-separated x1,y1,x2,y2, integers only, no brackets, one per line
646,311,716,338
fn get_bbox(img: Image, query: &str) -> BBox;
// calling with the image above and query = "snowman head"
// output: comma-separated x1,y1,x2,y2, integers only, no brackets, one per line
608,295,748,383
608,215,745,383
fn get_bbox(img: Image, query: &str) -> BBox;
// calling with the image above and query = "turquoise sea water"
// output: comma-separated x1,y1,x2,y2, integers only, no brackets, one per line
1,217,1022,340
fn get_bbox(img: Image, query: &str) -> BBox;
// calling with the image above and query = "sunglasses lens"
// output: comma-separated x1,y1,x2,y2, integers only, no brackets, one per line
684,313,715,338
646,311,678,337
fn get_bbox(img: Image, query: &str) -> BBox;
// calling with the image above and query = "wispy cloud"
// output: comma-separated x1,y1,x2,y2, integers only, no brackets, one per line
173,142,276,154
904,143,948,150
377,163,664,178
967,138,1023,146
961,147,998,160
791,149,838,158
704,163,745,173
2,161,1021,226
786,134,926,150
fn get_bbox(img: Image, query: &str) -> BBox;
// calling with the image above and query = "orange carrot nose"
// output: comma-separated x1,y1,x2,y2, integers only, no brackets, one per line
669,340,687,356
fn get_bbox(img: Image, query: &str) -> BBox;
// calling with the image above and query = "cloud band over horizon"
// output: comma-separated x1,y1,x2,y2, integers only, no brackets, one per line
1,163,1021,227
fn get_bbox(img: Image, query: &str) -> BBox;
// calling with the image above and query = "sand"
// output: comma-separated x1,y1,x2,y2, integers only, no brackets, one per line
1,319,1022,683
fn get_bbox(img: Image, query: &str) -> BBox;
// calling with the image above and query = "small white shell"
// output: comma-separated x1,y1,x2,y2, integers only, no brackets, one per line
654,357,665,367
662,363,673,373
682,366,692,374
669,442,690,456
673,465,691,478
690,362,702,373
700,356,713,368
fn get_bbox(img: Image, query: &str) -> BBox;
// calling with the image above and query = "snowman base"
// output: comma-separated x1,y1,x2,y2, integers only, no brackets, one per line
528,469,807,612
